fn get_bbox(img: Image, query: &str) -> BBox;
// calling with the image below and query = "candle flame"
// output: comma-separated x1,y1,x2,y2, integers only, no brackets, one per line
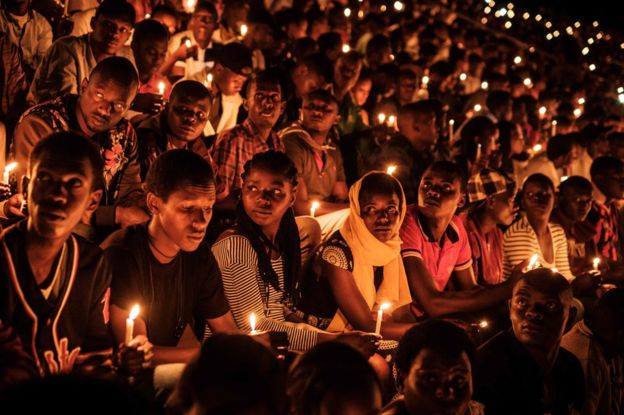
157,81,166,95
207,73,213,83
380,302,391,311
593,257,600,269
528,253,539,270
479,320,489,328
387,114,396,126
249,312,256,332
532,144,543,152
538,106,547,116
386,165,397,176
474,104,482,112
4,161,17,173
129,304,140,321
377,112,386,124
184,39,192,48
421,75,429,86
341,44,351,53
240,24,248,37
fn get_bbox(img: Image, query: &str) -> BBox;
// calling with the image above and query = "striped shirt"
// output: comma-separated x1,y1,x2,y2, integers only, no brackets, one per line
212,235,318,351
502,215,573,281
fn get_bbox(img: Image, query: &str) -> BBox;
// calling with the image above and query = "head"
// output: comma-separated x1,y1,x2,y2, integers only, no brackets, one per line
78,57,138,135
520,173,555,222
175,334,285,415
151,4,178,34
357,173,405,242
131,19,169,81
145,150,216,252
397,69,418,104
396,320,476,415
460,116,499,162
241,151,298,231
586,288,624,358
290,55,327,97
301,89,340,136
510,270,575,352
398,101,438,149
351,71,372,107
166,80,211,142
486,90,513,122
90,0,136,55
557,176,593,222
366,34,392,69
189,1,218,45
418,161,465,220
497,121,524,157
333,52,363,89
546,134,574,170
591,156,624,200
221,0,249,31
468,169,517,226
27,132,104,240
213,43,252,96
288,342,382,415
245,72,284,130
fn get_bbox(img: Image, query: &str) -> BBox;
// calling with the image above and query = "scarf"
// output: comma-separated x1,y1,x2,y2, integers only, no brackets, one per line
327,172,412,332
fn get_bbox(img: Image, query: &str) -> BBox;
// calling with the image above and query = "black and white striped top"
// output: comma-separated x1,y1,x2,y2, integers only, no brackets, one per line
212,234,318,351
502,215,573,281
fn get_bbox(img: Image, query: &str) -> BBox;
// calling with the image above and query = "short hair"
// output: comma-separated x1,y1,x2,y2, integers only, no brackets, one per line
151,4,176,18
169,80,211,104
486,90,511,113
194,0,218,20
30,132,105,191
241,151,297,187
591,288,624,326
246,71,282,99
366,34,391,55
398,68,417,81
304,88,339,107
460,115,497,143
399,100,436,123
94,0,136,26
359,172,404,210
558,176,593,195
546,134,574,162
522,173,555,193
293,53,328,82
423,161,466,192
132,19,169,45
90,56,138,90
590,156,624,180
515,268,573,304
144,149,215,200
395,320,476,383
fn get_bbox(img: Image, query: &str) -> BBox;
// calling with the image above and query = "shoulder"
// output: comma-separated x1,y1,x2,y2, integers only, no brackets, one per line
319,231,353,271
212,233,256,259
504,216,529,236
450,215,469,239
102,225,145,255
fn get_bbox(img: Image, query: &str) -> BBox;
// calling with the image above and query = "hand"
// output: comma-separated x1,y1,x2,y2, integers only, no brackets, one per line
174,44,198,60
43,337,81,374
132,93,165,115
115,206,150,228
334,331,380,358
117,335,153,376
509,258,531,285
2,193,26,219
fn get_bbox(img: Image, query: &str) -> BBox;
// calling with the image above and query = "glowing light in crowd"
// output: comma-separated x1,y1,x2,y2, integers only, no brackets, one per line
596,32,603,40
481,81,489,90
344,7,351,17
561,176,569,182
310,201,320,217
484,6,491,14
507,10,515,19
374,302,391,335
125,305,140,345
157,81,166,96
459,73,467,81
183,0,197,13
574,21,581,28
481,17,488,24
358,10,364,18
377,112,387,125
240,24,248,37
545,21,552,29
380,4,387,12
421,75,430,86
578,97,585,105
618,87,624,94
527,253,539,270
574,108,582,118
553,30,560,38
535,14,542,22
538,106,547,116
588,38,595,44
386,165,397,176
532,144,543,152
593,257,601,272
506,2,513,9
249,313,257,334
2,161,17,184
546,33,553,41
618,94,624,104
582,47,589,55
144,13,151,19
592,21,599,27
523,78,532,87
497,7,507,17
184,39,192,48
522,12,529,20
342,44,351,53
387,114,397,127
393,1,404,11
474,104,482,112
479,320,489,329
566,26,573,35
504,21,512,29
589,64,596,71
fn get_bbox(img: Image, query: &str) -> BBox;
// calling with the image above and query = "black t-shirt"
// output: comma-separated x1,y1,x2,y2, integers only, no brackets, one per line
107,224,230,347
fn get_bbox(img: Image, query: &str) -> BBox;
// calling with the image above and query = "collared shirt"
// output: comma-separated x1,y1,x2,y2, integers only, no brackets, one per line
168,30,216,83
400,205,473,292
0,6,52,72
212,118,284,201
588,200,620,263
462,213,504,285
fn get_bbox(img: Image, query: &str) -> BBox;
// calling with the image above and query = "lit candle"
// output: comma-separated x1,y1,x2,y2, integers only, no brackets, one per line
474,104,482,112
206,72,213,88
478,319,489,329
240,24,248,37
310,200,320,217
561,176,569,182
421,75,429,89
341,44,351,53
157,81,166,96
387,114,396,128
184,39,192,48
374,302,391,335
481,81,489,90
2,161,17,184
527,253,539,271
459,72,467,82
538,106,547,118
386,165,397,176
592,257,600,272
573,108,582,118
125,304,140,345
184,0,197,13
449,119,455,142
523,77,532,87
551,120,558,136
249,312,257,335
377,112,387,125
475,143,482,163
343,7,351,17
393,1,404,11
532,143,543,153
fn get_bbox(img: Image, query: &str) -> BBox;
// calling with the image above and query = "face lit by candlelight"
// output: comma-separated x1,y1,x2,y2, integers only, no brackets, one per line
359,175,402,242
242,168,296,230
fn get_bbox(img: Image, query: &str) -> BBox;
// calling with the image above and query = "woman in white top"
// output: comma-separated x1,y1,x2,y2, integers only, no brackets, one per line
502,173,573,280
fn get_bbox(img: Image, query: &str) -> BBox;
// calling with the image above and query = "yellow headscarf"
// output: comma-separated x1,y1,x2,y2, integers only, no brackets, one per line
327,172,412,332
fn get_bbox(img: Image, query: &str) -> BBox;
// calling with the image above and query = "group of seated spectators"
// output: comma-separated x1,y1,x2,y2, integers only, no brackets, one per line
1,0,624,414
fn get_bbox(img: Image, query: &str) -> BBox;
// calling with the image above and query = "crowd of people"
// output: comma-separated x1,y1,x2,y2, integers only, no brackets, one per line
1,0,624,414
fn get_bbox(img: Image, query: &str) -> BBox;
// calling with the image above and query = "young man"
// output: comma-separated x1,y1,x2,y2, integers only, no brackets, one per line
463,169,517,286
400,161,523,319
212,71,285,209
0,132,150,375
281,89,348,217
284,54,327,123
562,288,624,415
475,270,585,415
12,56,147,231
136,80,213,179
107,150,240,365
521,133,575,188
27,0,135,104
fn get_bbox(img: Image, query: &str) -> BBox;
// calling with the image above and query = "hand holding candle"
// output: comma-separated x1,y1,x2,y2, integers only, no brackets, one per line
374,302,391,335
310,200,320,217
125,305,140,345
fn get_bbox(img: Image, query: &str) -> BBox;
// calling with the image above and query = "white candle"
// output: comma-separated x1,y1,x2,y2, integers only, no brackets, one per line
551,120,557,136
421,75,429,89
475,143,482,163
3,161,17,184
125,304,140,345
527,253,539,271
387,114,396,128
449,119,455,142
374,302,390,335
342,44,351,53
240,24,248,37
310,200,320,217
157,81,166,96
377,112,386,125
206,73,213,89
386,165,397,176
249,312,257,335
593,257,600,272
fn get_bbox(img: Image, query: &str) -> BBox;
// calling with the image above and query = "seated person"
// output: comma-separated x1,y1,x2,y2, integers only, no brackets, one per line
503,173,573,280
288,342,382,415
0,321,37,391
296,172,413,340
0,132,149,375
520,134,575,188
281,89,348,217
463,169,517,286
401,161,524,319
283,54,327,123
384,319,483,415
562,288,624,415
337,69,371,137
27,0,135,104
474,269,585,415
10,56,147,232
136,80,213,179
106,150,239,365
212,151,378,351
453,116,499,177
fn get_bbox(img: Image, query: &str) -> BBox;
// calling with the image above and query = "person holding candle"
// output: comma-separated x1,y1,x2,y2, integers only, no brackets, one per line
453,115,500,177
520,133,575,188
211,0,249,45
497,120,529,186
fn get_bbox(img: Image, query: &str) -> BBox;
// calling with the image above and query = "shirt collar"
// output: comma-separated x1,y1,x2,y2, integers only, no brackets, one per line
415,208,460,244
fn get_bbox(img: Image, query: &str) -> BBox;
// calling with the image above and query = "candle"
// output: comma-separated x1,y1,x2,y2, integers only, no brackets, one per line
532,143,543,153
475,143,482,163
561,176,569,182
249,312,257,335
3,161,17,184
478,319,489,329
342,44,351,53
387,114,396,128
592,257,600,273
459,72,467,82
527,253,539,271
206,73,213,88
473,103,482,112
240,24,248,37
377,112,386,125
374,302,391,335
310,200,320,217
125,304,140,345
481,81,489,90
393,1,404,11
157,81,166,96
183,0,197,13
523,78,532,87
184,39,192,48
449,119,455,142
538,106,547,118
551,120,557,136
386,165,397,176
421,75,429,89
343,7,351,17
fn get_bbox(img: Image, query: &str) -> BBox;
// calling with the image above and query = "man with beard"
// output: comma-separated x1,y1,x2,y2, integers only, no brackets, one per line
136,80,214,179
11,57,147,233
27,0,135,104
400,161,525,319
475,269,585,415
0,132,151,376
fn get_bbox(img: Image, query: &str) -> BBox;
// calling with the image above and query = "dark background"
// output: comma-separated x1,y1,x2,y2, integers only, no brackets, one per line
522,0,622,31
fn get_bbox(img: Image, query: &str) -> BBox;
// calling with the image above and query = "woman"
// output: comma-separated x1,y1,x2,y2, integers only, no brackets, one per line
296,171,413,340
212,151,377,352
498,120,529,186
502,173,573,280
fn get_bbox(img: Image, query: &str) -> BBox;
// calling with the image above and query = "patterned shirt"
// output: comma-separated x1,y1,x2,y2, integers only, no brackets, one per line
589,200,620,263
212,119,284,201
0,6,52,72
